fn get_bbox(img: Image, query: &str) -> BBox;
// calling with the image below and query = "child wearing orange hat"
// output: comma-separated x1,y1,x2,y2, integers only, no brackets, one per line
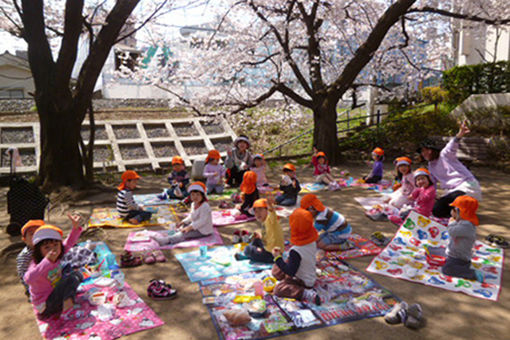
311,151,341,191
386,156,415,209
225,135,253,187
442,195,483,282
239,171,260,217
117,170,152,224
24,214,84,319
152,182,214,245
363,147,384,184
276,163,301,206
203,149,226,194
235,197,284,263
271,208,321,304
300,194,353,251
17,220,45,297
250,154,271,191
159,156,191,199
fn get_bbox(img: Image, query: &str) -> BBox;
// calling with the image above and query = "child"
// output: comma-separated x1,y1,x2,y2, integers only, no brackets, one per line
300,194,353,251
236,198,284,263
203,149,226,194
311,151,340,191
276,163,301,206
17,220,45,297
271,208,321,305
239,170,259,217
117,170,152,224
389,168,436,225
442,195,483,282
153,182,213,245
363,147,384,184
24,215,84,319
251,154,270,190
225,135,253,187
161,156,190,199
386,157,414,209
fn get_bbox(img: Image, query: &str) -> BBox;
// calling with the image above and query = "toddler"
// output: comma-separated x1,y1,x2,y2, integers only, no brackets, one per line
363,147,384,184
203,149,226,194
117,170,152,224
276,163,301,206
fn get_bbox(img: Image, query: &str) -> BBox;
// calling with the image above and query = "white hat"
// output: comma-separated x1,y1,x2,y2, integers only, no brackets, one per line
32,225,63,246
188,181,207,195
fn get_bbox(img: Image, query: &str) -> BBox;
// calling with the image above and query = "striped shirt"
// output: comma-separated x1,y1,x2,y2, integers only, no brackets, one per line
117,189,139,218
16,246,33,290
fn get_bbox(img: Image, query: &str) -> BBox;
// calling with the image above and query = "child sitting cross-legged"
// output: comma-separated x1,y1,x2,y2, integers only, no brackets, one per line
152,182,213,245
117,170,152,224
276,163,301,206
235,197,284,263
24,214,84,319
363,147,384,184
271,208,322,305
300,194,354,251
159,156,190,199
17,220,46,298
311,151,341,191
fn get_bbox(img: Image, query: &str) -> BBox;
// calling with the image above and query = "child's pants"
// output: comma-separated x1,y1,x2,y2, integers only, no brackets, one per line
244,238,273,263
275,194,296,206
125,210,152,223
39,271,83,319
226,166,245,187
207,183,224,195
364,175,382,184
442,256,477,280
240,190,259,216
433,190,465,218
272,264,307,300
166,186,189,199
165,229,209,244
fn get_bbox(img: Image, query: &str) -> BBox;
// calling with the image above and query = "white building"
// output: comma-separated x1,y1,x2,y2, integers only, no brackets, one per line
0,51,33,98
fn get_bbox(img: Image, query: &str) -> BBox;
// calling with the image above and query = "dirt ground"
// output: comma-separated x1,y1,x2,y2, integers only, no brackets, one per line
0,162,508,340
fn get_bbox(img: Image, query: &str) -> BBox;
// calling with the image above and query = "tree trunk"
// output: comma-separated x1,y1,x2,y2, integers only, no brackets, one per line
38,100,86,192
313,98,341,164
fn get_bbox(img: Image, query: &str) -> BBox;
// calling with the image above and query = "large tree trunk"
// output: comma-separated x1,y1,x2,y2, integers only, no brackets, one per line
313,98,341,164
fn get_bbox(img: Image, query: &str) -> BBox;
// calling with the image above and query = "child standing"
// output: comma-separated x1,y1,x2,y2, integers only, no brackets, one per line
17,220,45,297
153,182,214,245
236,198,284,263
276,163,301,206
300,194,353,251
161,156,190,199
363,147,384,184
386,157,415,209
239,170,259,217
389,168,436,225
117,170,152,224
271,208,321,305
251,154,270,190
24,215,84,319
203,149,226,194
442,195,483,282
311,151,340,191
225,135,252,187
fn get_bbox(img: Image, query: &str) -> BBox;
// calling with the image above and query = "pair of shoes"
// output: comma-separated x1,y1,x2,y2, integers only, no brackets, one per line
302,288,321,306
147,279,177,300
327,182,341,191
384,301,423,329
365,209,388,221
371,231,390,246
485,234,509,248
143,250,166,264
234,213,249,221
231,193,242,204
120,251,142,268
219,200,233,209
232,230,251,243
388,215,404,226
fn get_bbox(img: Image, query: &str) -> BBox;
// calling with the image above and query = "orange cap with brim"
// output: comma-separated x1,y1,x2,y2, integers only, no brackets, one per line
450,195,479,226
283,163,296,172
118,170,140,190
21,220,45,239
316,151,326,158
172,156,184,165
300,194,325,212
372,147,384,156
206,150,221,163
289,208,318,246
253,198,268,209
240,171,257,194
395,156,412,166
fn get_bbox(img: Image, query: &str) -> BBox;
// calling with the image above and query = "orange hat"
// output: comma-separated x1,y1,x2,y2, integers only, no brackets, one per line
372,147,384,156
316,151,327,158
395,156,412,166
205,149,221,163
240,171,257,194
21,220,45,239
300,194,325,212
172,156,184,165
450,195,479,226
253,198,268,209
118,170,140,190
283,163,296,172
188,181,207,196
253,154,264,160
32,225,64,246
289,208,318,246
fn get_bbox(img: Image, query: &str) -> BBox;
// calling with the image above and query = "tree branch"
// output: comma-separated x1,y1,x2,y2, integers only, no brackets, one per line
273,82,313,108
114,0,167,44
408,6,510,25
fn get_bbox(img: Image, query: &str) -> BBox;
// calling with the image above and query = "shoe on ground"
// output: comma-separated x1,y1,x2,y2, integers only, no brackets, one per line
384,301,408,324
404,303,423,329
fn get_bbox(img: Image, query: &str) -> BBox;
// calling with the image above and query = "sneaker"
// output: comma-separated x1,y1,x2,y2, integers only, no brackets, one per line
157,191,168,200
232,230,241,243
302,288,321,306
371,232,390,247
234,253,249,261
147,279,177,300
389,215,404,226
404,303,423,329
384,301,408,324
120,251,142,268
241,230,252,243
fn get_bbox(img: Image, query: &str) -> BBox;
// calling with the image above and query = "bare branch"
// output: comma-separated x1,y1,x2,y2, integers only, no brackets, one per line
408,6,510,25
114,0,167,44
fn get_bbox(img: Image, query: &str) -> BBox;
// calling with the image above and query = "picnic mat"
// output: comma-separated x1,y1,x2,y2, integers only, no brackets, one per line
33,242,164,339
175,245,273,282
88,205,178,228
134,189,238,206
354,196,387,210
301,182,327,193
323,233,381,260
367,211,504,301
199,259,398,340
124,228,224,251
213,209,256,227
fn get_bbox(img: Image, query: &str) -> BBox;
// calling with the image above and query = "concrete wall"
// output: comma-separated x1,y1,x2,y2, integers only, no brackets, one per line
0,65,34,98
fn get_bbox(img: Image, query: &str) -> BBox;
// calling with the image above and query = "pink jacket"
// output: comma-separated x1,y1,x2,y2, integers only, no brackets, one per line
24,227,82,307
410,185,436,217
311,156,330,176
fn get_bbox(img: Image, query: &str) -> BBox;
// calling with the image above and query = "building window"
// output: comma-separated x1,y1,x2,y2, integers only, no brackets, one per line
0,89,24,99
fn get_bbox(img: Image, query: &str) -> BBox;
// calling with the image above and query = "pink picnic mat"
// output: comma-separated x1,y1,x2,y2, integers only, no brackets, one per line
212,208,256,226
34,282,163,339
124,228,224,251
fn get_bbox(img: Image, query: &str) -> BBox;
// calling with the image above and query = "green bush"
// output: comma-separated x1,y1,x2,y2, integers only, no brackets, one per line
443,61,510,104
421,86,449,107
